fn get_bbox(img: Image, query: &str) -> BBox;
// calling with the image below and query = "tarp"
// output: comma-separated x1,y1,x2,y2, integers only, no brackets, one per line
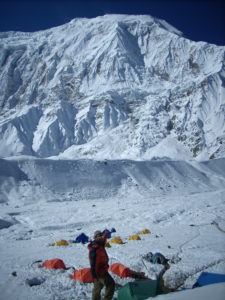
192,272,225,288
110,237,123,244
54,240,69,246
72,268,93,283
129,234,141,240
43,258,66,270
109,263,132,278
151,252,169,264
74,233,89,244
117,279,158,300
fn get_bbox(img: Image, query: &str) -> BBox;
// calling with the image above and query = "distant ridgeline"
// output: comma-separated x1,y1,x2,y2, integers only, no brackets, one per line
0,158,224,202
0,15,224,159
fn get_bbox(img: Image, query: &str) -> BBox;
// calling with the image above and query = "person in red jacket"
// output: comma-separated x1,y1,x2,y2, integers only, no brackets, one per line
88,230,115,300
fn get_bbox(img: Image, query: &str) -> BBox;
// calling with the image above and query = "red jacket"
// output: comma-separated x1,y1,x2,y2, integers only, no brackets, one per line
88,232,109,278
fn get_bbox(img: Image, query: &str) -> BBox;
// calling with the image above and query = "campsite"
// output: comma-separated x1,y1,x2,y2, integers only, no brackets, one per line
0,1,225,297
0,157,225,299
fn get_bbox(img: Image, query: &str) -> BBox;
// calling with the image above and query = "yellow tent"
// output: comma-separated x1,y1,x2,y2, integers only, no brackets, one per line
139,229,151,234
54,240,69,246
129,234,141,240
105,242,111,248
110,237,123,244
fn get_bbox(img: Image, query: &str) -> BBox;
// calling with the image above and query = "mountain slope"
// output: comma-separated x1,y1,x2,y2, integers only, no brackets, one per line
0,14,224,159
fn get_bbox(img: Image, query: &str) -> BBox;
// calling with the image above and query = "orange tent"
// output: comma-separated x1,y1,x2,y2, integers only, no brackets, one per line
43,258,66,270
109,263,132,278
72,268,94,283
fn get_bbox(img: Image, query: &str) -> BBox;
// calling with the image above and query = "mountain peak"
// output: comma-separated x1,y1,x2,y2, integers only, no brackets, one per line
0,15,224,160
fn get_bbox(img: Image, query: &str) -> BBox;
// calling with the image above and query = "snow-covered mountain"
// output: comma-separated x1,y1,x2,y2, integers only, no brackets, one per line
0,14,224,160
1,15,225,299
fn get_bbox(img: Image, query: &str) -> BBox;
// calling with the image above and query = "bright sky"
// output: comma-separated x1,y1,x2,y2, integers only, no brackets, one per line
0,0,225,45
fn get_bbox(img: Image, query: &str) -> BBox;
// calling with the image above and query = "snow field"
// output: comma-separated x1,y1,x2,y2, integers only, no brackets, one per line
0,157,225,299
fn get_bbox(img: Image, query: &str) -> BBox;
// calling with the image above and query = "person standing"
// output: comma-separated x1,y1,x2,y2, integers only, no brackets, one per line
88,230,115,300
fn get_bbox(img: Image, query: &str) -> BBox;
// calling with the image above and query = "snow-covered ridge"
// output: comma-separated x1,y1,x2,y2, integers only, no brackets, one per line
0,14,224,159
1,157,224,203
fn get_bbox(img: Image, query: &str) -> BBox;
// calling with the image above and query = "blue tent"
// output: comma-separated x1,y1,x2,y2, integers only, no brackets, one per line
193,272,225,288
102,229,112,239
74,233,89,244
102,228,117,238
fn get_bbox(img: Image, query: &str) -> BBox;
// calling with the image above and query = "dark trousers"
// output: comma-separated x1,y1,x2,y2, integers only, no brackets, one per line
92,272,115,300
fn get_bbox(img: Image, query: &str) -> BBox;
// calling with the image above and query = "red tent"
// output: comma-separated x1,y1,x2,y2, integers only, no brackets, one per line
72,268,94,283
43,258,66,270
109,263,132,278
